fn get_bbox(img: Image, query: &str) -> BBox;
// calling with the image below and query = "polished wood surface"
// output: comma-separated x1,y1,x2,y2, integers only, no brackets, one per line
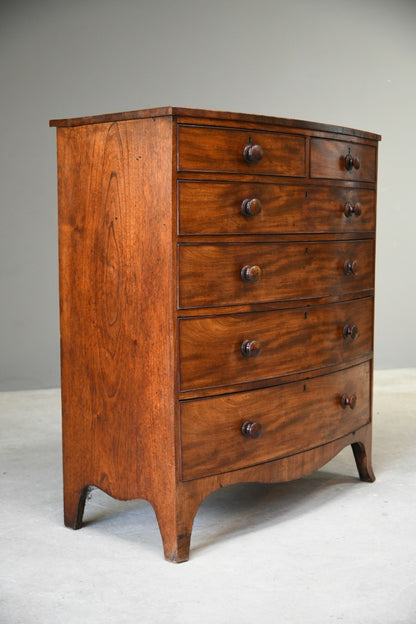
56,117,178,525
52,107,380,562
179,298,373,391
180,362,370,480
310,138,377,181
179,240,374,308
50,106,381,141
178,125,306,176
178,181,376,235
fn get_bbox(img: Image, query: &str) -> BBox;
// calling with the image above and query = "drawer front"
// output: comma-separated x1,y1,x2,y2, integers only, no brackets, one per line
179,241,374,308
180,362,371,480
179,298,373,391
178,125,306,176
178,182,376,235
310,138,377,181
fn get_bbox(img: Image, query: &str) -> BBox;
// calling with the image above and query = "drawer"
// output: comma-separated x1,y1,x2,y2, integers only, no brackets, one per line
310,138,377,182
179,298,373,391
179,241,375,308
178,125,306,177
178,182,376,235
180,362,371,480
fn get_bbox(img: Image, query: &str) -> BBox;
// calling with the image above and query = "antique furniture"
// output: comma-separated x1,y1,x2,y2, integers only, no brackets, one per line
50,107,380,562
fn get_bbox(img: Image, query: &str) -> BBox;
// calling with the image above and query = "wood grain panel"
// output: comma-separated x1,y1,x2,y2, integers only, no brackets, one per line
180,362,371,480
50,107,381,141
179,240,374,308
178,181,376,235
57,117,176,506
178,125,306,176
310,138,376,181
179,298,373,391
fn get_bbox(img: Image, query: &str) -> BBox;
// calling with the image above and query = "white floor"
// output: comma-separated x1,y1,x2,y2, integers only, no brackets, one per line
1,369,415,624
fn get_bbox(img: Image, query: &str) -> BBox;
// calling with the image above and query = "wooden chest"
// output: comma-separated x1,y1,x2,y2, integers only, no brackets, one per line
50,107,381,562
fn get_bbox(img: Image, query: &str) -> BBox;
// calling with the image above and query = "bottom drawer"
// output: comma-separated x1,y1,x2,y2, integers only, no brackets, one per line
180,362,370,480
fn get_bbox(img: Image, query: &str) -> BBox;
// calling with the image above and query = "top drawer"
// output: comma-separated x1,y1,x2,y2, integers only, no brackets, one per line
178,125,306,177
310,138,377,182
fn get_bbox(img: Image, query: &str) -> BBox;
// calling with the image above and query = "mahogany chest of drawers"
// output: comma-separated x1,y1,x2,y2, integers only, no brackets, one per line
50,107,381,562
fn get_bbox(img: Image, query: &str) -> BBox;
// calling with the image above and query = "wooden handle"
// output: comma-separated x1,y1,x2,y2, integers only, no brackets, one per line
241,420,263,439
241,339,262,357
241,264,262,283
344,259,359,276
341,394,357,409
343,324,359,340
243,144,264,163
344,201,362,217
345,153,361,171
241,198,262,217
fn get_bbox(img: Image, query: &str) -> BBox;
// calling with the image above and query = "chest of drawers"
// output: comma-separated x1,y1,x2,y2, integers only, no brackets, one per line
50,107,381,562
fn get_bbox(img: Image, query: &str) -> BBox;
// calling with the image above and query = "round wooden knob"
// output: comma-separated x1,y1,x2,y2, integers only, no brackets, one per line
341,394,357,409
241,420,263,439
243,144,264,163
241,198,262,217
343,324,359,340
344,201,362,218
241,339,262,357
345,153,361,171
241,264,262,283
344,259,359,276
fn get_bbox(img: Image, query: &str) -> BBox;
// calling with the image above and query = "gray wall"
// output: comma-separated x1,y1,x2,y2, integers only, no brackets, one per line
1,0,415,390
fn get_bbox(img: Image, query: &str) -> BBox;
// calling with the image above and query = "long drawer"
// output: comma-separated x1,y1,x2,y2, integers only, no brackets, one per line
179,298,373,391
178,182,376,235
178,125,306,176
180,362,371,480
179,240,374,308
310,138,377,182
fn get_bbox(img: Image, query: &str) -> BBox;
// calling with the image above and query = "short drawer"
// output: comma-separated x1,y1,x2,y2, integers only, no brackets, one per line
180,362,371,480
310,138,377,181
179,298,373,391
178,125,306,176
178,181,376,235
179,240,374,308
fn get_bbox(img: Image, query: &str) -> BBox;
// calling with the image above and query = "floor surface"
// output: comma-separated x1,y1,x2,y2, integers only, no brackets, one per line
1,369,415,624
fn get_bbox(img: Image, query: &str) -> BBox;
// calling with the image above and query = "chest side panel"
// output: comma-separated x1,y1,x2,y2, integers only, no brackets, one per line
57,117,176,499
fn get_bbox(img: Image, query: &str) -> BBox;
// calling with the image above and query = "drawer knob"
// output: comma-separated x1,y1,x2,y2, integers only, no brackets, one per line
241,197,262,217
241,420,263,439
343,324,359,340
241,339,262,357
243,143,264,164
341,394,357,409
241,264,262,283
345,152,361,171
344,201,362,217
344,259,359,276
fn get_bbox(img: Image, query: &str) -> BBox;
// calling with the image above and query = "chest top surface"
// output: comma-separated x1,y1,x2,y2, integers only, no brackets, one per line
49,106,381,141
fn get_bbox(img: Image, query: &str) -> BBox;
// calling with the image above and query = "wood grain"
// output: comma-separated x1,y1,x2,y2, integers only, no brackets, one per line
178,181,376,235
50,106,381,141
57,116,177,513
310,138,377,181
179,298,373,391
178,125,306,176
180,362,371,480
179,240,374,308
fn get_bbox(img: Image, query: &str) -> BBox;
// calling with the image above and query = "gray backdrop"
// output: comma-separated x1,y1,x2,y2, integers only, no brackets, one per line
1,0,415,390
